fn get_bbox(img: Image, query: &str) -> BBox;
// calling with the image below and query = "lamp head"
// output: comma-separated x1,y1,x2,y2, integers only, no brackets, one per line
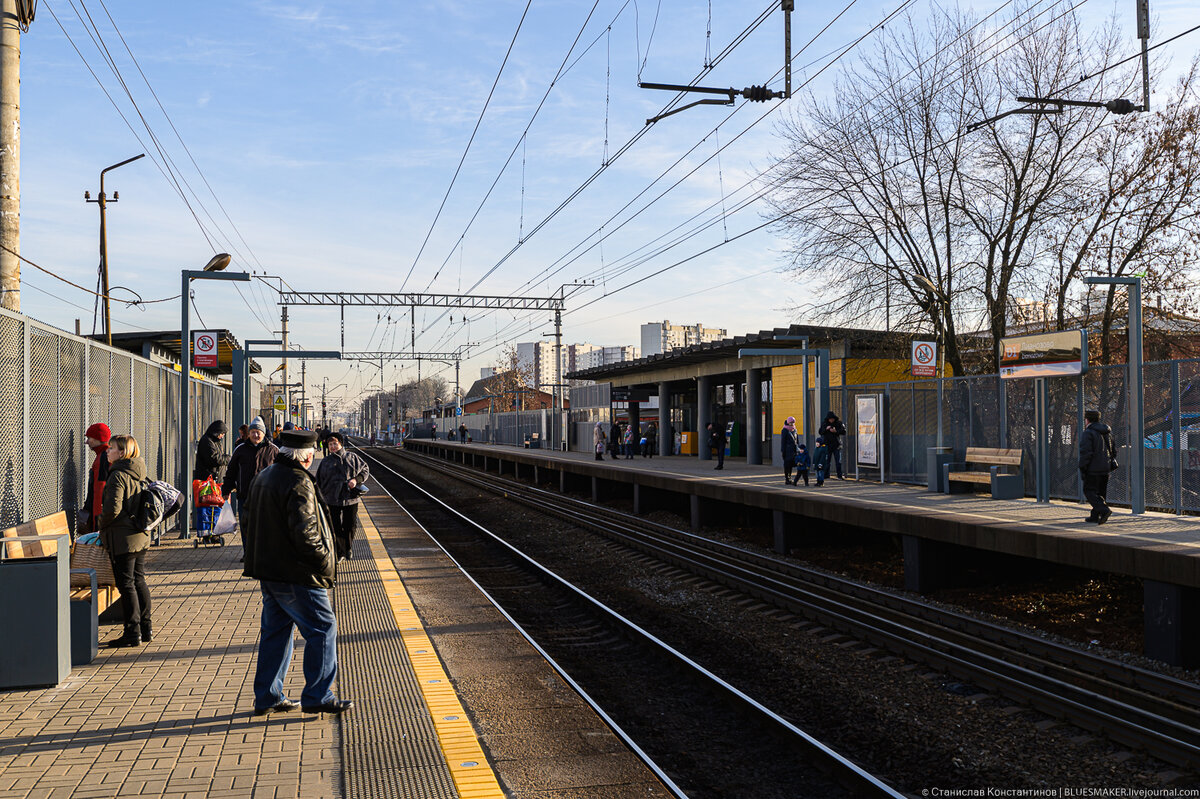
913,274,938,296
203,253,232,272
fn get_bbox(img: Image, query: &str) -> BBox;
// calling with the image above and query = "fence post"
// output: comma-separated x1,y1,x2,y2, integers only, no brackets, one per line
936,377,944,449
1077,373,1085,503
998,374,1008,449
1035,377,1049,503
21,319,29,521
1172,360,1182,514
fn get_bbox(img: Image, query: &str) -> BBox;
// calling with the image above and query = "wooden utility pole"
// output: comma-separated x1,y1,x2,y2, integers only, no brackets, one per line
0,0,31,311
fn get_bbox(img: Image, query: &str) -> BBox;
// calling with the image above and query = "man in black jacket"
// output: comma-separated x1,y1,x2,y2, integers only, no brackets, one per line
222,417,278,514
1079,409,1117,524
821,412,847,480
316,432,370,561
242,428,352,716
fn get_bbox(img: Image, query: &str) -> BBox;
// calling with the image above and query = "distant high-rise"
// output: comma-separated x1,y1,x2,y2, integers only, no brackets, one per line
516,341,567,391
640,320,726,356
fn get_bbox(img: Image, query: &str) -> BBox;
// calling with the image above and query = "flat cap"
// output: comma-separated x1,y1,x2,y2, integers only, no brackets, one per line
279,429,318,448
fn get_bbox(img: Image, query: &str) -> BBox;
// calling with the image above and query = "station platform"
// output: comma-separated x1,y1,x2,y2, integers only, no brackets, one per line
403,439,1200,667
0,493,668,797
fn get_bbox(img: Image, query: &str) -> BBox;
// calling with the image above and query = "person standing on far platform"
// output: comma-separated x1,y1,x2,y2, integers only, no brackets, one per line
708,422,725,470
794,444,811,487
781,416,800,485
821,412,847,480
317,432,370,561
643,424,657,458
242,427,351,716
610,421,622,461
593,422,606,460
1079,409,1117,524
624,425,635,459
82,422,111,534
812,439,831,487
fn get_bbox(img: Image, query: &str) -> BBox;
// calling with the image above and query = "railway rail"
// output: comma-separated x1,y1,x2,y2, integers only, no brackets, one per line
355,444,906,798
365,443,1200,773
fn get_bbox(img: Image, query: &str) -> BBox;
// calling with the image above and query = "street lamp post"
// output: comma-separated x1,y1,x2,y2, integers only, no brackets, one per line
1084,276,1145,515
179,254,249,536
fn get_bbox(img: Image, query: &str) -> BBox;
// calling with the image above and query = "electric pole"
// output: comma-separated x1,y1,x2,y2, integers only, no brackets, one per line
85,154,144,345
0,0,35,312
279,306,289,424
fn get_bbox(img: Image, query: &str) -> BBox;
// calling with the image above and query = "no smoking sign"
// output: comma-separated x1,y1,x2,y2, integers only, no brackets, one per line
193,331,219,369
911,340,937,377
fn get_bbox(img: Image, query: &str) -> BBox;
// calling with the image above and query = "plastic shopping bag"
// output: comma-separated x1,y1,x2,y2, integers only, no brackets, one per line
213,497,238,537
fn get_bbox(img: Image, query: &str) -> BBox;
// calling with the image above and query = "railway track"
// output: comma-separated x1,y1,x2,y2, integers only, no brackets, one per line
367,443,1200,773
356,445,906,799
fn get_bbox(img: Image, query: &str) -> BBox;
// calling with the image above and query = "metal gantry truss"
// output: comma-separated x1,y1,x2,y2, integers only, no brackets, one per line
276,291,563,311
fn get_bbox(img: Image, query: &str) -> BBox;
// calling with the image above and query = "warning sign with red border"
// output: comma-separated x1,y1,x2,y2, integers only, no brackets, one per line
911,340,937,377
193,331,218,369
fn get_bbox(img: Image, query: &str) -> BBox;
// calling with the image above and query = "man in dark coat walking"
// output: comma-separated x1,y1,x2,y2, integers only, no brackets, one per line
242,428,351,716
1079,409,1117,524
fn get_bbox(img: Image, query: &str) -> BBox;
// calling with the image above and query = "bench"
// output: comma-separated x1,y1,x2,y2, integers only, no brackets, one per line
2,512,119,667
943,447,1025,500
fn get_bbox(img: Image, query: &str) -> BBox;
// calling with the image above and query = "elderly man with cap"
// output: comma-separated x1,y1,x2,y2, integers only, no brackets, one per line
222,417,278,513
242,427,351,716
316,432,370,561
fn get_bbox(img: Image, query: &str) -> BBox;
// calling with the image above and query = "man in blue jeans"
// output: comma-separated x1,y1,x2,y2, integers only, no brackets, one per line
241,428,352,716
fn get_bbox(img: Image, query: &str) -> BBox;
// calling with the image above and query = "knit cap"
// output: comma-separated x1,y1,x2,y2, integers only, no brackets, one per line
85,423,111,443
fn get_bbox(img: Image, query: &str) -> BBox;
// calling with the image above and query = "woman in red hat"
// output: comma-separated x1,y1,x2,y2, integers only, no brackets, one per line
82,422,111,534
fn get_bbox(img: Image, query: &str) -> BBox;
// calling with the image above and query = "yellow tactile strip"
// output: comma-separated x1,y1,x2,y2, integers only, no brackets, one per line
357,503,506,799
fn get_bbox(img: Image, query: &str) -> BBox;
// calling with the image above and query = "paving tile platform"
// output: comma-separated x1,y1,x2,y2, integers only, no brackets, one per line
0,473,669,799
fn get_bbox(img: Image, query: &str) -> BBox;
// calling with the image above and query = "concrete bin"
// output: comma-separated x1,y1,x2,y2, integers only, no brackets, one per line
0,534,71,689
927,447,953,492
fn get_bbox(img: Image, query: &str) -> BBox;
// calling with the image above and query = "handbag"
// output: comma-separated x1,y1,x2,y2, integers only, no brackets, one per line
70,540,116,587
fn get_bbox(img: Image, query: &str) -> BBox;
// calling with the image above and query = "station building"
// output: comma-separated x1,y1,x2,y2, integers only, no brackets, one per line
568,324,938,464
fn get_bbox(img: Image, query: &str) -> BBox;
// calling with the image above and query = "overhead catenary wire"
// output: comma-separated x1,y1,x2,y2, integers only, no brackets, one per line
398,0,535,293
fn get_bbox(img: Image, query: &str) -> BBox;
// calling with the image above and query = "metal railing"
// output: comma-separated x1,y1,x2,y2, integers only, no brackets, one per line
822,359,1200,514
0,307,231,533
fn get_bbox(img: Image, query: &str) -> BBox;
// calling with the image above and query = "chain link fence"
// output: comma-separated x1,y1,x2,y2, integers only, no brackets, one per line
0,308,232,534
820,358,1200,513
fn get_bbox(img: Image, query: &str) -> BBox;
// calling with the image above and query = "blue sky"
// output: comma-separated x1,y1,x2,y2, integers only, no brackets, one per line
15,0,1197,410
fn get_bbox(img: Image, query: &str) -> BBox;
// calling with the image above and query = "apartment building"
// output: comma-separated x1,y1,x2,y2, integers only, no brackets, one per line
640,320,727,356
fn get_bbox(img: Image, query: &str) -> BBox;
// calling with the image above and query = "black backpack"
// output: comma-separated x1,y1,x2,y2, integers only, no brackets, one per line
135,480,184,532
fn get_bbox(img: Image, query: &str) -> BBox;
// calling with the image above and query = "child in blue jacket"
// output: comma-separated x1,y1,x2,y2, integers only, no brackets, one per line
812,440,831,487
794,443,811,487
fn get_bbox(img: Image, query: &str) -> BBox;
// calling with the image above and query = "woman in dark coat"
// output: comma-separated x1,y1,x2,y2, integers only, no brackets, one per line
609,421,622,460
100,435,151,647
781,416,800,485
193,420,230,483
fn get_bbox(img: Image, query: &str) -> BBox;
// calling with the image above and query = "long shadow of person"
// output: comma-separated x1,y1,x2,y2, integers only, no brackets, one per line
2,459,18,527
62,430,79,538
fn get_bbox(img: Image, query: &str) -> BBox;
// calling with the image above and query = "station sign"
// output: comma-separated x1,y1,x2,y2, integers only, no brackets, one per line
999,330,1086,379
911,340,937,378
192,331,218,369
610,386,651,403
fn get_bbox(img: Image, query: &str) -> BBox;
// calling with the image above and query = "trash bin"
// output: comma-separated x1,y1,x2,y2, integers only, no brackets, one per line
927,447,953,492
0,534,71,689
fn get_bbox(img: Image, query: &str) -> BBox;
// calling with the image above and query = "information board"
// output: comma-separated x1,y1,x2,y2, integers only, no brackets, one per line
999,330,1086,379
856,395,880,467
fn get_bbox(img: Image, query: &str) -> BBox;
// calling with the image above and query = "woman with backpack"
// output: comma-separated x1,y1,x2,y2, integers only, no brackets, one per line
100,435,151,648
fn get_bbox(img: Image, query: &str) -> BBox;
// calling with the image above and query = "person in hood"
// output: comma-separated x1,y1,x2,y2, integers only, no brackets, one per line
82,422,111,533
781,416,800,485
821,412,847,480
593,422,606,461
242,428,351,717
194,420,230,483
100,435,151,648
316,432,370,561
1079,409,1117,524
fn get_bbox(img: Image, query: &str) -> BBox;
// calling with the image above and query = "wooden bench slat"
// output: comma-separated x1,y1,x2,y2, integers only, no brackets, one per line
948,472,992,483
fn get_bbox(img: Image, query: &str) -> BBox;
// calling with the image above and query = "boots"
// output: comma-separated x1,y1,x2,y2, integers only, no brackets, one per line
106,623,141,648
140,621,153,643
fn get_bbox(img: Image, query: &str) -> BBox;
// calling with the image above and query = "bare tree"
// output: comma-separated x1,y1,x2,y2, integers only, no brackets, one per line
490,344,534,411
764,4,1193,372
